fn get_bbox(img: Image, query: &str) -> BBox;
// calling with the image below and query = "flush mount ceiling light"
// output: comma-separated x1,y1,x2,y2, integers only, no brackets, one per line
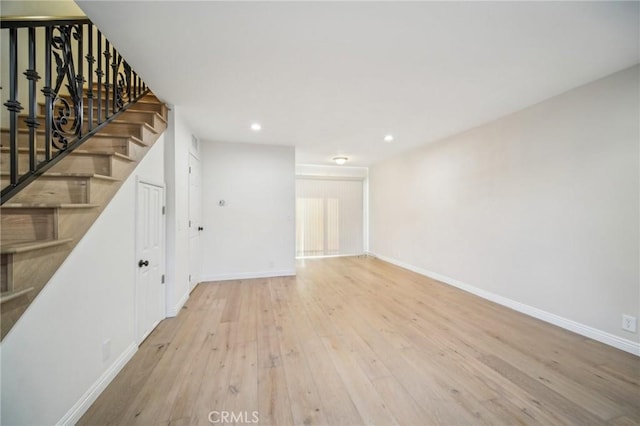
250,122,262,131
384,134,394,142
333,156,348,165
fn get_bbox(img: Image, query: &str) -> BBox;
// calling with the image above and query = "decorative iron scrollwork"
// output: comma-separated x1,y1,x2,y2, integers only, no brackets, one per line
1,16,151,204
50,25,83,150
122,61,133,106
115,56,127,110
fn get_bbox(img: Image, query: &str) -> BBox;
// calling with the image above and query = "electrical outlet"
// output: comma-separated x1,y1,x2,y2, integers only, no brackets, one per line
622,315,637,333
102,339,111,362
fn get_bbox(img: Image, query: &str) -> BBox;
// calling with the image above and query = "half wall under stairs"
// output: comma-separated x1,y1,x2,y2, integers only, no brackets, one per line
0,92,168,339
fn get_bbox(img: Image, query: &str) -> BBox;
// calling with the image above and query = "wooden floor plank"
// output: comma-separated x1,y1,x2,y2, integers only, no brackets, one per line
268,277,329,426
189,321,239,426
168,298,227,422
256,283,295,426
80,257,640,425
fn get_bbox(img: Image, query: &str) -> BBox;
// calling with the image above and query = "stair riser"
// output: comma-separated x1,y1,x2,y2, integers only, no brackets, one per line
127,142,147,162
84,110,164,131
1,130,131,155
78,137,131,155
1,244,71,337
51,155,111,176
84,110,161,126
37,104,166,123
9,244,68,292
48,154,133,178
84,95,161,109
32,107,164,133
87,179,118,205
111,156,136,179
56,207,101,241
40,94,165,116
4,178,118,205
0,133,73,155
86,99,166,116
81,136,150,160
0,208,56,244
1,206,100,244
0,255,9,292
126,102,167,117
102,121,150,139
89,82,157,94
119,111,164,130
86,87,160,105
1,150,113,176
17,118,148,139
1,176,92,204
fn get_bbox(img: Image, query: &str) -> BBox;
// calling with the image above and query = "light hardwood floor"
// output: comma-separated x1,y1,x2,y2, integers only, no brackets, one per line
80,256,640,425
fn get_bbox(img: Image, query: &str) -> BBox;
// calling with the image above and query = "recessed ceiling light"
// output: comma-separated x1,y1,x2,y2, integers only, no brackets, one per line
333,156,348,165
250,123,262,131
384,134,394,142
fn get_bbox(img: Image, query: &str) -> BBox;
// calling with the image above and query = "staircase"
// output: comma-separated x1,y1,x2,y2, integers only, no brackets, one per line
0,17,168,339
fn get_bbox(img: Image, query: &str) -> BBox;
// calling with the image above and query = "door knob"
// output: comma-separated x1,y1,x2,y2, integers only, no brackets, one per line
198,226,204,231
138,259,149,268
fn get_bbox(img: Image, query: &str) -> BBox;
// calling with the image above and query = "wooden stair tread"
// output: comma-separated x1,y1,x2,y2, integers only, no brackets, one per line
1,203,100,209
136,121,156,133
1,288,35,304
36,172,120,181
39,101,163,114
54,89,161,101
1,238,73,254
79,132,146,146
1,128,146,142
129,110,167,124
87,133,146,146
89,109,166,124
0,147,136,162
15,114,156,130
39,99,161,109
1,172,120,182
131,99,163,106
112,152,136,162
124,107,167,124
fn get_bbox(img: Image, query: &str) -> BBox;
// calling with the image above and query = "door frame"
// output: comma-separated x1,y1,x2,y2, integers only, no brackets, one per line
135,176,167,345
188,135,202,292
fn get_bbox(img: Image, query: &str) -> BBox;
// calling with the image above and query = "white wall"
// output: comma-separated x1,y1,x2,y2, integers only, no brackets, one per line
201,142,295,281
0,1,86,128
163,106,192,315
369,65,640,354
0,0,83,15
297,164,368,179
1,135,165,425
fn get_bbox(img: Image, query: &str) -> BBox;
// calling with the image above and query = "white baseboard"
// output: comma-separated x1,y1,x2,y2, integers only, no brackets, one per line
57,342,138,425
201,269,296,282
166,290,190,317
296,253,364,259
368,252,640,356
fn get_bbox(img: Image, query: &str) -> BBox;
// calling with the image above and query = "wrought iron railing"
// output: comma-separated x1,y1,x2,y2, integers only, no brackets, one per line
0,16,150,204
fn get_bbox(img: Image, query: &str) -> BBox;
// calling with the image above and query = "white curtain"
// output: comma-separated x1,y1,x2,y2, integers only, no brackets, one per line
296,178,363,258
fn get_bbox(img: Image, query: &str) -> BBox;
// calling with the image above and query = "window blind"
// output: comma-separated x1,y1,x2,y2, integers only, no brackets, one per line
296,178,364,258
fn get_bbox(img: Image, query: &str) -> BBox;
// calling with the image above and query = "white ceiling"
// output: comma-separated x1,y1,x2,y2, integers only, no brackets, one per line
77,1,639,167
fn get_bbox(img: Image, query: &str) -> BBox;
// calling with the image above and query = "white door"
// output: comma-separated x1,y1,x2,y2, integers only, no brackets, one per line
188,142,203,291
136,180,165,344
